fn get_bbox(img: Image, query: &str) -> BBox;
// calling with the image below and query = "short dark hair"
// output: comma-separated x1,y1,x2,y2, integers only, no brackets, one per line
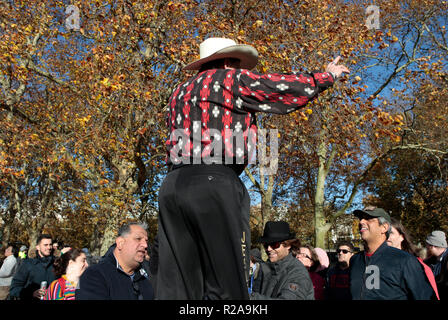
199,58,241,72
36,234,52,244
5,245,18,257
336,241,355,252
117,222,148,237
287,239,302,255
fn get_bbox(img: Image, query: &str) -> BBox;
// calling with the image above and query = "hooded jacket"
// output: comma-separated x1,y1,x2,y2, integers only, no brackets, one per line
75,245,154,300
9,254,56,300
250,253,314,300
350,241,435,300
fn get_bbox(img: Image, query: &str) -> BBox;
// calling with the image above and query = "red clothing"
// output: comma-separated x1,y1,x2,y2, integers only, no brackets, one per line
165,68,334,167
417,257,440,300
309,271,325,300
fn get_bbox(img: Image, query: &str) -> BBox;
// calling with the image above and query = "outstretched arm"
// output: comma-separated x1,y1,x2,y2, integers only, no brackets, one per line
238,56,350,114
326,56,350,79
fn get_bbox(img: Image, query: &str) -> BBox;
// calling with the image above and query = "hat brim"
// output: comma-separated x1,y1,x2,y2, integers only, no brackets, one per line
353,209,379,219
353,209,392,224
258,233,296,244
183,44,258,71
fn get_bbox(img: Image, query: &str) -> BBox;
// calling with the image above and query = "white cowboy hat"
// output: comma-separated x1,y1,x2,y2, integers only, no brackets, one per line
183,37,258,71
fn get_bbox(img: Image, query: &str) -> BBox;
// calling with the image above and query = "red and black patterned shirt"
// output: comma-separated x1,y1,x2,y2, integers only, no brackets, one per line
165,68,334,170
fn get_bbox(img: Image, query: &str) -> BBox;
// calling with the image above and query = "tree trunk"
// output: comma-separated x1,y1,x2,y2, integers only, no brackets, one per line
314,147,328,248
99,206,121,255
314,132,337,249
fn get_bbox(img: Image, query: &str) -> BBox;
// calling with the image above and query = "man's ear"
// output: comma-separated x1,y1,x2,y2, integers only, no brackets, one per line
116,237,125,250
381,222,390,235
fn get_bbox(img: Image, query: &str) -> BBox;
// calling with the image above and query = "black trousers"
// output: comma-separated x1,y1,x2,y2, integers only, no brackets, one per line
156,164,250,300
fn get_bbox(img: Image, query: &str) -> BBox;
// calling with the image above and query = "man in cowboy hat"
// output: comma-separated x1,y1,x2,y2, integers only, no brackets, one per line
157,37,349,300
250,221,314,300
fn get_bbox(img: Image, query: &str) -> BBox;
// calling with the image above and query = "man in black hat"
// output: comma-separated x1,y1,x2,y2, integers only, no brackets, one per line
250,221,314,300
349,206,435,300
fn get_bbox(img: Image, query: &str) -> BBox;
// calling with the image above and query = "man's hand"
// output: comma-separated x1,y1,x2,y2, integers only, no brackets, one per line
61,247,72,254
33,288,46,299
326,56,350,79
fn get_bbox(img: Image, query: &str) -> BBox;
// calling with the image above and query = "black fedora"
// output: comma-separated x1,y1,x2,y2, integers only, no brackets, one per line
258,221,296,243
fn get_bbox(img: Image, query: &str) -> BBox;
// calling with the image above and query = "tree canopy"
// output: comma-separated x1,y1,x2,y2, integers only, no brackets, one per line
1,0,447,252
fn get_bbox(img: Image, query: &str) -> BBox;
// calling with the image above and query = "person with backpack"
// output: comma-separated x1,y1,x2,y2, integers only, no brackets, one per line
43,248,89,300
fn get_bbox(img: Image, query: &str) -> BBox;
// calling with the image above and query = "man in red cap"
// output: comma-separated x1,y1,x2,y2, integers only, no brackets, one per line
157,37,350,300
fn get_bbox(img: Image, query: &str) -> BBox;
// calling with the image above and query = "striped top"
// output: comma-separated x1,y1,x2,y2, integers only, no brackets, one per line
44,275,76,300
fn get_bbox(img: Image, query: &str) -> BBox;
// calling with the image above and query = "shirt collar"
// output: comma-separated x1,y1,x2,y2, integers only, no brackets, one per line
112,252,148,279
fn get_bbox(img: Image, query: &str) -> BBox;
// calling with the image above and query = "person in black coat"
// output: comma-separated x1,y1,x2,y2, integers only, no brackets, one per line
75,222,154,300
350,207,435,300
9,234,56,300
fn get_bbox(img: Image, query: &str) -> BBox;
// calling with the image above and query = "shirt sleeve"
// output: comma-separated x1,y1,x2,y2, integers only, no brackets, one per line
237,69,335,114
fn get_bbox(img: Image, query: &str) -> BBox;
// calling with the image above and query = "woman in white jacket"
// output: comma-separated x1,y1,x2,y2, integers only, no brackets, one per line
0,245,18,299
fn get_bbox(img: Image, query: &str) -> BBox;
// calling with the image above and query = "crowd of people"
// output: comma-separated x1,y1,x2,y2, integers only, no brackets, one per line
1,37,446,302
0,208,446,301
248,207,446,300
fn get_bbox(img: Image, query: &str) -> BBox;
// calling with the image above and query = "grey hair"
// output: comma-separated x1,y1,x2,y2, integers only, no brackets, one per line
378,217,392,238
117,222,148,237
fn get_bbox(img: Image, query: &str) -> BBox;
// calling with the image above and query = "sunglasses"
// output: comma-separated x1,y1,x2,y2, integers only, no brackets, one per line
263,242,282,250
297,252,312,260
337,249,351,254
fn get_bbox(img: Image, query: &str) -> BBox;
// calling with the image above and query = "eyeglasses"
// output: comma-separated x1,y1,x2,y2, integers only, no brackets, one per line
297,252,311,260
263,242,282,250
132,280,143,300
337,249,351,254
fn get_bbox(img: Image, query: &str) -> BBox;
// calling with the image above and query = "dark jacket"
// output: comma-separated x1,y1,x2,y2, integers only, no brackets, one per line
325,265,351,300
250,253,314,300
9,255,56,300
75,245,154,300
425,248,448,300
350,241,435,300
